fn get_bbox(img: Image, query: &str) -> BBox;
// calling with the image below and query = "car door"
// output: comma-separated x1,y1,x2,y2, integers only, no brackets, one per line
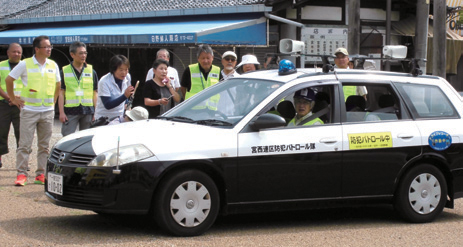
340,82,422,197
394,81,462,156
236,84,343,202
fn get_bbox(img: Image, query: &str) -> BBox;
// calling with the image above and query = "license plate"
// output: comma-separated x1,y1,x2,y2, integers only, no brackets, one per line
47,173,63,195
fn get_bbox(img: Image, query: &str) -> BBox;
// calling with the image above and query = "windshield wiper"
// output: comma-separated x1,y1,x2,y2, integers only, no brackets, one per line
195,119,232,126
155,116,195,123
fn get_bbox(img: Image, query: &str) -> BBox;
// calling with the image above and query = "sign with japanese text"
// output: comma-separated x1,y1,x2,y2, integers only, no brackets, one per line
301,27,348,62
348,132,393,150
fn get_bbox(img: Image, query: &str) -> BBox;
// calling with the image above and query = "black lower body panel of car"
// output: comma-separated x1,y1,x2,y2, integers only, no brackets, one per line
45,159,164,214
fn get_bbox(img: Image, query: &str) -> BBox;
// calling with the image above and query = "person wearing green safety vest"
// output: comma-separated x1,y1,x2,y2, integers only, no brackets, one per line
333,47,368,101
287,88,324,127
6,35,61,186
0,43,23,168
58,41,99,137
180,44,223,109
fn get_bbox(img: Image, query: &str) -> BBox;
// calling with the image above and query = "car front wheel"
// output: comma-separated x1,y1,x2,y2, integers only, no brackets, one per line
394,164,447,223
153,169,219,236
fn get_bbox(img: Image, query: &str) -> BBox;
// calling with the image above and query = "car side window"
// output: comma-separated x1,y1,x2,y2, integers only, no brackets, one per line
267,85,334,128
344,83,400,122
395,83,458,119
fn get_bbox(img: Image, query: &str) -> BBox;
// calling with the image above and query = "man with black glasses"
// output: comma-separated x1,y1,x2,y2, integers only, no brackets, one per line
6,35,61,186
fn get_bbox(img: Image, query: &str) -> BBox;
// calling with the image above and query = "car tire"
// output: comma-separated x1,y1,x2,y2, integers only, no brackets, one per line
394,164,447,223
153,169,220,236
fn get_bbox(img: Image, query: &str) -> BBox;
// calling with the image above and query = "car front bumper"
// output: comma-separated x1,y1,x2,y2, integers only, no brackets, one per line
45,159,163,214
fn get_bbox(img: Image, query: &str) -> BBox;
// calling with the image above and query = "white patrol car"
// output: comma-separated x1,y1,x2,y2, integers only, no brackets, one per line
46,54,463,237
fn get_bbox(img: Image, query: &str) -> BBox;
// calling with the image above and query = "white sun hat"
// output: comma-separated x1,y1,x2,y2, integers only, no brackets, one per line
236,54,260,68
126,106,149,121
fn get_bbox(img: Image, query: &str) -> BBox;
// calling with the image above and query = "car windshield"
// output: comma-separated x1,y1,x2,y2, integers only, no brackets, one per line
162,78,284,126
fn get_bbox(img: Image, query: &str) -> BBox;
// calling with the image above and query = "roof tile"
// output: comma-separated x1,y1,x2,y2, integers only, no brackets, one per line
0,0,265,19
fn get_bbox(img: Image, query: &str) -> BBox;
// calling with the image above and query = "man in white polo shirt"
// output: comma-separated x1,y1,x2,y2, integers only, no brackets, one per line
6,35,61,186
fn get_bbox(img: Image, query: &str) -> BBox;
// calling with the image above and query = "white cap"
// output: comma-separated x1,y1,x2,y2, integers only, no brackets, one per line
126,106,149,121
334,47,349,56
236,54,260,68
222,51,237,59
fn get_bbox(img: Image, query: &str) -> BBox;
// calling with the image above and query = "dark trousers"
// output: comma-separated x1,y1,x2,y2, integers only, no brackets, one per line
0,100,20,155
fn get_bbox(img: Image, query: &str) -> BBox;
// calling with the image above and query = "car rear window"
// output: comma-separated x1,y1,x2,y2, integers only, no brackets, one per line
395,83,458,119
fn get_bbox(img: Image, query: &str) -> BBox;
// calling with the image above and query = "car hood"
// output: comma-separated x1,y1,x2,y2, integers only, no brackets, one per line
56,119,238,161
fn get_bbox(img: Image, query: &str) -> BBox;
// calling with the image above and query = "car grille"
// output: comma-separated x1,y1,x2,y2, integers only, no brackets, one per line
47,184,105,206
63,186,105,205
50,148,95,165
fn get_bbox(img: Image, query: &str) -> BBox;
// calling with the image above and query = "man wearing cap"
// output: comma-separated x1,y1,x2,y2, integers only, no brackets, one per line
217,51,239,115
287,88,323,127
334,47,350,69
334,47,368,100
220,51,239,81
236,54,261,74
180,44,223,100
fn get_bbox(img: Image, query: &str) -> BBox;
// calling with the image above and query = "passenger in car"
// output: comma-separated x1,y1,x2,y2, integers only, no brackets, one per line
287,88,323,126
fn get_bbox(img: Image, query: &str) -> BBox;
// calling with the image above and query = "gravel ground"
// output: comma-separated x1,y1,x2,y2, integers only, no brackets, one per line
2,119,463,246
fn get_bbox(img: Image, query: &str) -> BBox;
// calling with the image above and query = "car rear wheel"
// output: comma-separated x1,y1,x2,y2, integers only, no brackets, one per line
394,164,447,223
153,169,219,236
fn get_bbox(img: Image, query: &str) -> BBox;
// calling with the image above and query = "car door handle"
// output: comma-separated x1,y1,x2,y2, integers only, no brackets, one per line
320,138,338,144
397,133,414,139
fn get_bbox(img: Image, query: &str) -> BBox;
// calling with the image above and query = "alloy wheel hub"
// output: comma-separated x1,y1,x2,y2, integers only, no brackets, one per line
186,199,195,209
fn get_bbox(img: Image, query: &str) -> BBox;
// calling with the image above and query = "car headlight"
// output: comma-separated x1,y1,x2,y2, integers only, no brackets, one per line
88,144,154,167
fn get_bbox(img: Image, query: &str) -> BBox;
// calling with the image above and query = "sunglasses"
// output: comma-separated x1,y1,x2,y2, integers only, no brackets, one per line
224,57,236,62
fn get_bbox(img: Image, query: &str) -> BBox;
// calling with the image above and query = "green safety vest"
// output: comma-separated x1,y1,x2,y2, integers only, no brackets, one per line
63,64,94,107
343,86,357,101
186,63,221,110
288,116,323,126
185,64,220,99
0,60,23,100
21,58,57,107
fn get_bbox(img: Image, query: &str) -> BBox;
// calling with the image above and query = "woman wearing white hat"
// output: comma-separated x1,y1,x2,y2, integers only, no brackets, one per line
236,54,261,74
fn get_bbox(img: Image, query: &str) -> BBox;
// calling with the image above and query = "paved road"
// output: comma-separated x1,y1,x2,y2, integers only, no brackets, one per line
1,120,463,246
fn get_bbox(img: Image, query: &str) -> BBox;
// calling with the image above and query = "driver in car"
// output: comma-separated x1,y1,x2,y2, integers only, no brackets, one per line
287,88,324,126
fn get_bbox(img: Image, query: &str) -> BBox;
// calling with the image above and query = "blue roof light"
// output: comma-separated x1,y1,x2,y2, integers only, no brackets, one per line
278,59,297,75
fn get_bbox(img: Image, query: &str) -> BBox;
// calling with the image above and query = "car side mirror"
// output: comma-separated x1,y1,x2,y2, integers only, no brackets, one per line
249,113,287,131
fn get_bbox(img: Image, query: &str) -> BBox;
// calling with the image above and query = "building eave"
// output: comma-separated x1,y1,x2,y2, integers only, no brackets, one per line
0,4,273,25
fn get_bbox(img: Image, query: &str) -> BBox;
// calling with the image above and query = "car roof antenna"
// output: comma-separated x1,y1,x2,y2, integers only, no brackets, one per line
113,136,121,175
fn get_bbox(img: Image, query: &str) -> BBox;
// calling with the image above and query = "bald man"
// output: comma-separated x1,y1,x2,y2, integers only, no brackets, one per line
0,43,23,168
